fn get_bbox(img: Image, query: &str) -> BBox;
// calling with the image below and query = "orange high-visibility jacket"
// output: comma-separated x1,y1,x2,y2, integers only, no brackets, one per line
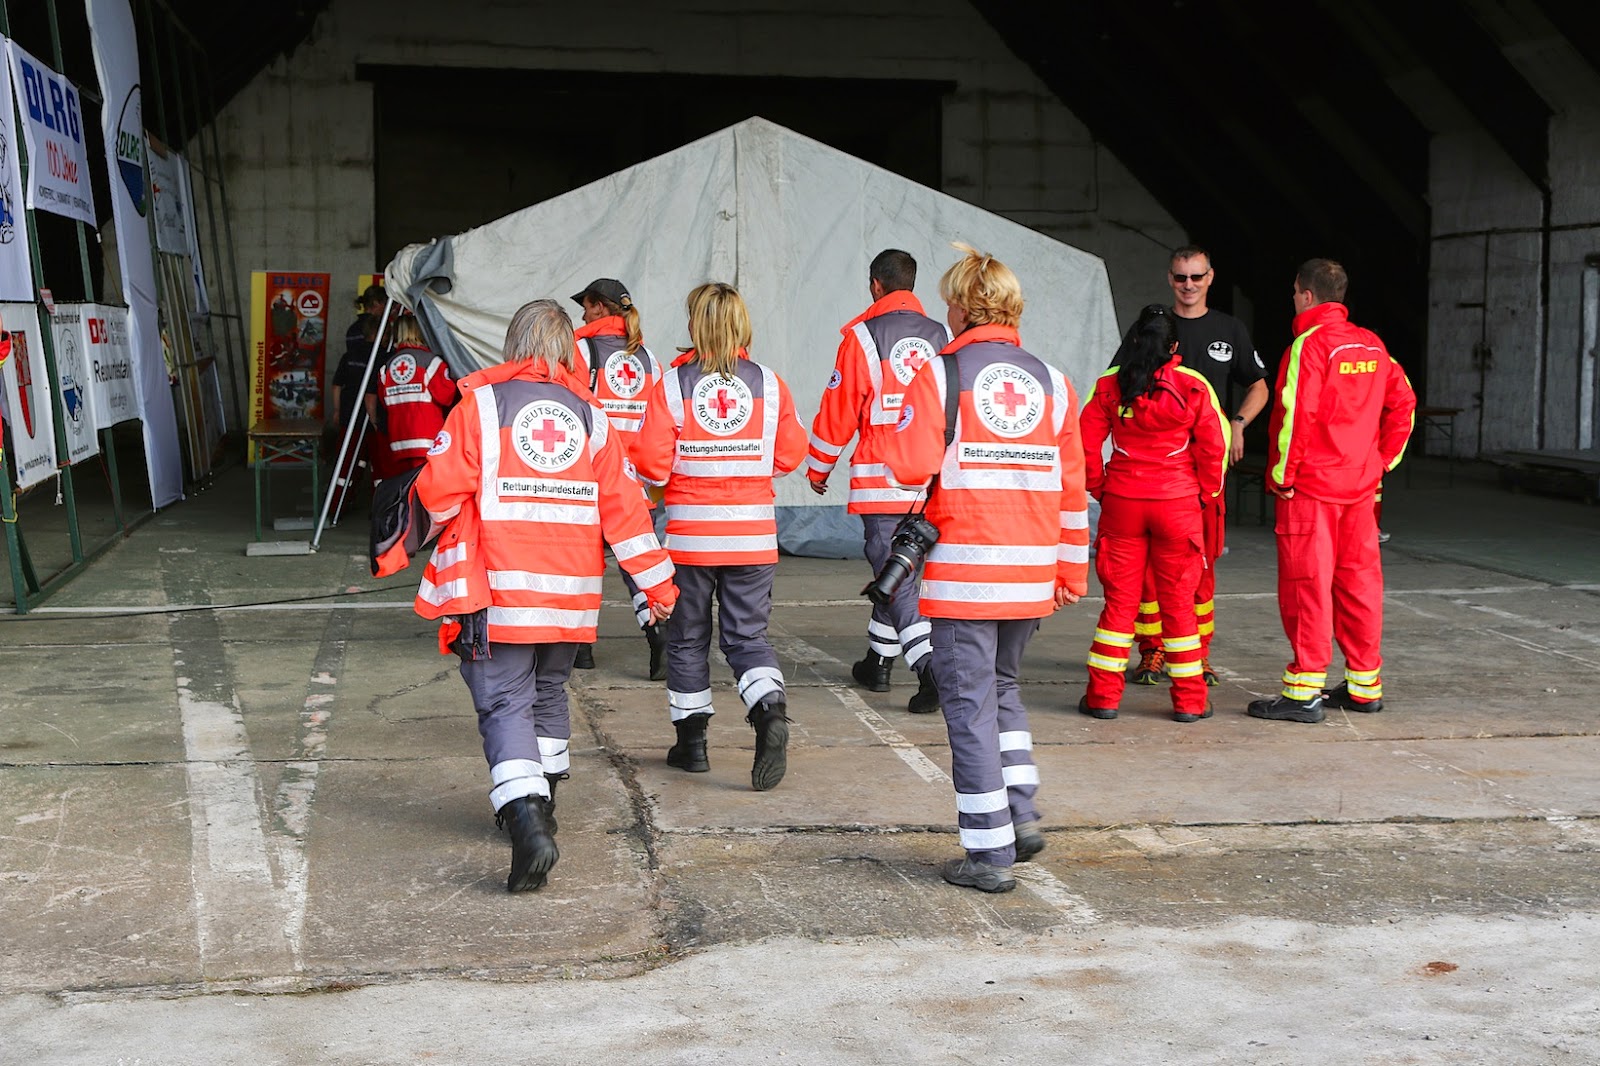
413,357,676,648
1080,355,1229,502
1268,302,1417,504
631,349,809,567
376,343,456,466
878,324,1090,619
574,315,662,439
805,290,951,514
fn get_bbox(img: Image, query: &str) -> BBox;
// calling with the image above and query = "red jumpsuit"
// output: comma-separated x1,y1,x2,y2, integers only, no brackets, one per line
374,343,456,475
1267,302,1416,703
1080,358,1228,715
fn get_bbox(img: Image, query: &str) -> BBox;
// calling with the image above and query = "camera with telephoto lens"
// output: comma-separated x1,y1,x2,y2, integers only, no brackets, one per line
862,512,940,606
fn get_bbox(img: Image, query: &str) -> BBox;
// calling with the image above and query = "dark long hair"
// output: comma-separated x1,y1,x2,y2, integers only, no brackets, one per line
1113,304,1178,411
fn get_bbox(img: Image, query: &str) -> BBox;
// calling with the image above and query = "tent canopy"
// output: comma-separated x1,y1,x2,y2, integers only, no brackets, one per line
385,117,1119,557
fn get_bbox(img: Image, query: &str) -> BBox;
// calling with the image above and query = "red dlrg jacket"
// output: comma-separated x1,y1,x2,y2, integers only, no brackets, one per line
1080,355,1228,502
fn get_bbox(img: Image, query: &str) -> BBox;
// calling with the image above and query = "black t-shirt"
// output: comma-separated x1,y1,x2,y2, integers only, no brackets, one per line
1171,309,1263,415
332,314,382,429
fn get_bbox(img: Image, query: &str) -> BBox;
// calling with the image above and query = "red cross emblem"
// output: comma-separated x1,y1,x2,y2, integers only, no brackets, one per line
712,388,738,418
994,381,1027,416
528,418,567,452
616,361,639,386
908,351,928,371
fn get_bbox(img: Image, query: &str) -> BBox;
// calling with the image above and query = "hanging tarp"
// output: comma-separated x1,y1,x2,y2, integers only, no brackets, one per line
0,302,58,487
0,45,34,301
86,0,183,507
3,41,95,227
385,118,1119,557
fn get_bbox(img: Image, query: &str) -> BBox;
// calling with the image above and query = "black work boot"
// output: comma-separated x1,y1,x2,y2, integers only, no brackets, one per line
666,712,711,773
1322,681,1383,713
544,772,569,834
573,644,596,670
907,668,941,714
747,698,791,792
645,623,667,682
851,651,893,692
498,795,559,893
1247,693,1325,724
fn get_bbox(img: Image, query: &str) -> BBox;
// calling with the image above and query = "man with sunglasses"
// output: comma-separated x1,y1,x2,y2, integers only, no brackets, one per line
1127,245,1267,687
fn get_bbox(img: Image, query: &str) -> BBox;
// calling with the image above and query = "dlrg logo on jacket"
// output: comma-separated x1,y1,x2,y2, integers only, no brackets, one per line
1339,359,1378,375
511,401,584,471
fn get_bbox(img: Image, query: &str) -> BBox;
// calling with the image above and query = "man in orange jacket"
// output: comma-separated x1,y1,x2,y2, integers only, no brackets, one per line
806,249,950,713
413,299,677,892
1249,259,1415,724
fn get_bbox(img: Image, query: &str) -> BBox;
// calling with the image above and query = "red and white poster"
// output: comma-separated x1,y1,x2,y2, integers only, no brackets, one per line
249,271,330,431
0,302,58,487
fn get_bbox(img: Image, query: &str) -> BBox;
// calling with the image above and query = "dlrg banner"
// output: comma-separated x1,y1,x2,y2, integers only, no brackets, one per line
0,302,58,488
3,40,95,226
0,37,35,301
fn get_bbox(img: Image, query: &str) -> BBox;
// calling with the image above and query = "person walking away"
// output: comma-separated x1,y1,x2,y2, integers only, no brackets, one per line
1079,305,1228,723
1129,246,1268,687
366,315,456,478
413,299,677,891
879,243,1090,893
570,278,666,676
632,282,808,791
1249,259,1415,723
806,248,950,714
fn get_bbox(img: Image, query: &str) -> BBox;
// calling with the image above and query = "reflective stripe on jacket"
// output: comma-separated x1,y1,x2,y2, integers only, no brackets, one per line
377,344,456,463
413,357,675,646
1080,356,1229,501
1268,302,1417,504
632,349,809,567
574,315,662,438
806,291,951,514
878,324,1090,619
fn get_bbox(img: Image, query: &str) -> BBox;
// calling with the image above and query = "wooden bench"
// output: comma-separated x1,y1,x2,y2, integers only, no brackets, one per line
249,418,323,542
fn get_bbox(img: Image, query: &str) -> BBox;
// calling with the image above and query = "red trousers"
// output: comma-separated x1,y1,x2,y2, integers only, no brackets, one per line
1086,494,1208,713
1274,492,1384,700
1136,488,1225,656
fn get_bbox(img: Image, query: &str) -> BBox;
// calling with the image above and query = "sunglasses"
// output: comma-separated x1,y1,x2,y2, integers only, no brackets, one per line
1171,271,1210,283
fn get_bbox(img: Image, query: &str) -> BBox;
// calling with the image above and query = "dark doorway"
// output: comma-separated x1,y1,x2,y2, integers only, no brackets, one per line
363,66,952,266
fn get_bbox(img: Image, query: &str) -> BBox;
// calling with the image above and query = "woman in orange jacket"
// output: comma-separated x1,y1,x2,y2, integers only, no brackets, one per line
632,282,808,791
1079,305,1228,723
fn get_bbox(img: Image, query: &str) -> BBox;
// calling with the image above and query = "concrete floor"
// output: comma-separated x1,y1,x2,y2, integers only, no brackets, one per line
2,456,1598,1064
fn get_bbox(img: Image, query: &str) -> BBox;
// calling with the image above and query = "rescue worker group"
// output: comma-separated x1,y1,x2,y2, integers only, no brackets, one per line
371,242,1416,896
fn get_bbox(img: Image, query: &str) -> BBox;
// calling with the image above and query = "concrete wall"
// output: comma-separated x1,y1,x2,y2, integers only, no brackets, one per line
198,0,1184,417
1425,110,1600,457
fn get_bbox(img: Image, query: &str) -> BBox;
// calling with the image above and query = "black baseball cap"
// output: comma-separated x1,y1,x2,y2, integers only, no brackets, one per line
570,278,631,308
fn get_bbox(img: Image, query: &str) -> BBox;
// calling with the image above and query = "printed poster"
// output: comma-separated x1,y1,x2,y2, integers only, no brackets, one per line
0,43,34,301
148,136,192,255
4,41,95,226
249,271,330,454
49,305,98,463
0,302,58,487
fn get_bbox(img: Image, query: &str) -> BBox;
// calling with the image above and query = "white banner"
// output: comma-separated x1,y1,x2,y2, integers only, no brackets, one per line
148,138,188,254
49,306,98,463
0,42,34,301
77,304,138,429
87,0,183,507
0,302,58,487
4,41,95,227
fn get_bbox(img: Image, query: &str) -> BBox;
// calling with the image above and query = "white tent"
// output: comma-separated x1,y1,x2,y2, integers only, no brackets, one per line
382,117,1119,557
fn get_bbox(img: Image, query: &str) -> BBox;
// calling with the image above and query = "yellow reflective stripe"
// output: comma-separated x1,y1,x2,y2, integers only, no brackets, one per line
1098,366,1121,380
1167,661,1203,678
1088,652,1129,672
1344,667,1380,684
1197,620,1215,635
1134,621,1164,636
1195,599,1215,613
1347,680,1383,699
1282,683,1322,700
1164,634,1201,653
1174,364,1230,486
1282,670,1326,688
1138,601,1160,614
1385,369,1417,473
1093,628,1135,648
1271,325,1321,486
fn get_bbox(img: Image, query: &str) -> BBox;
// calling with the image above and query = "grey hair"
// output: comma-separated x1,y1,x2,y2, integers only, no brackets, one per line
504,298,576,368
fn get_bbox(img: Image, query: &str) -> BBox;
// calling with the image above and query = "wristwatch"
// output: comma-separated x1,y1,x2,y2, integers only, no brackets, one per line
1231,415,1246,424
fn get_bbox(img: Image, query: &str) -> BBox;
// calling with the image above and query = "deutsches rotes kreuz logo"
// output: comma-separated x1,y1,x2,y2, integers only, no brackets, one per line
390,353,417,384
692,374,753,436
604,350,648,397
974,364,1044,438
512,400,585,471
888,336,935,385
1207,340,1234,363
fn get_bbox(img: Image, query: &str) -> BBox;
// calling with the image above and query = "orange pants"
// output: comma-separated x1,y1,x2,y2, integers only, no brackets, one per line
1087,495,1208,713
